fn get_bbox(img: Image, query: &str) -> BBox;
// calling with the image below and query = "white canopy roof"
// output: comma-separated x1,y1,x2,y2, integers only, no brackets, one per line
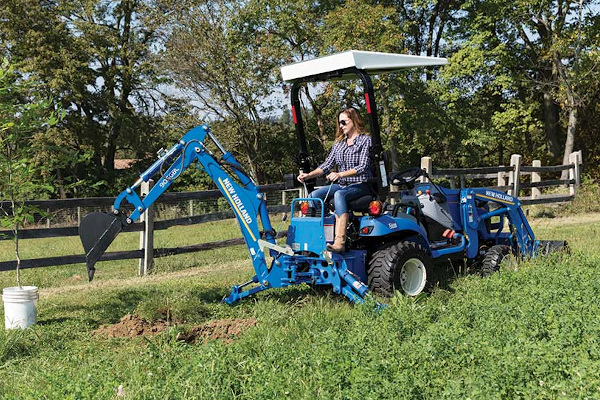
280,50,448,83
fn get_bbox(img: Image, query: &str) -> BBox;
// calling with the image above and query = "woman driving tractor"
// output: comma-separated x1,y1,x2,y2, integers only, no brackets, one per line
297,107,373,252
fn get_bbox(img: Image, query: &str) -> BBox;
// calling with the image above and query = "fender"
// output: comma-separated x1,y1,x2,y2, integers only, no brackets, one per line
359,214,429,248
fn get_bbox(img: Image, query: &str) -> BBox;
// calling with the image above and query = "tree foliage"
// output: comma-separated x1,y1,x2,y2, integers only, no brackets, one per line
0,0,174,196
0,0,598,198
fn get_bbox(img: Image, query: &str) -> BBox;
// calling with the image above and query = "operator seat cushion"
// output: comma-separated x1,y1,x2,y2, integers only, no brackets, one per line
325,180,378,213
327,194,376,213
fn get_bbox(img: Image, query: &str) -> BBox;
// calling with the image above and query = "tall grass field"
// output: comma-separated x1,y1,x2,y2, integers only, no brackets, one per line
0,212,600,399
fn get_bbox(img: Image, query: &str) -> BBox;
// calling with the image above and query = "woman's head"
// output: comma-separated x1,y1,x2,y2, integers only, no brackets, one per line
335,107,367,141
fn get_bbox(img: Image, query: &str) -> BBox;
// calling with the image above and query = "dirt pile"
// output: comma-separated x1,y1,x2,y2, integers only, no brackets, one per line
93,314,172,338
93,315,258,344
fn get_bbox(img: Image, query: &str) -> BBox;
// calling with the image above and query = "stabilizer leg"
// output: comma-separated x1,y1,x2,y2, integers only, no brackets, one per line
223,282,271,305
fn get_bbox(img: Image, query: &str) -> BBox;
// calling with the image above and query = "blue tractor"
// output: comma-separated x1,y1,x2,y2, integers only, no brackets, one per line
79,51,565,304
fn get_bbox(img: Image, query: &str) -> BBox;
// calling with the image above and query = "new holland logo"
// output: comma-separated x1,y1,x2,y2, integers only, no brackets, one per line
223,178,253,225
484,190,514,203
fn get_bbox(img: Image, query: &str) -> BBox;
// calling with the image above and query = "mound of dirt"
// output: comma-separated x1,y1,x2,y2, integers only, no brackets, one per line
177,318,258,344
92,315,258,344
92,314,172,338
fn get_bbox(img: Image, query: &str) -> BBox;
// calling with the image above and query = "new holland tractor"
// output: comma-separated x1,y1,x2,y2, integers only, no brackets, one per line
79,51,565,304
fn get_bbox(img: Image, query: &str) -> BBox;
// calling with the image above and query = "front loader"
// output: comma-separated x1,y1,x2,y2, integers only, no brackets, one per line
79,51,566,304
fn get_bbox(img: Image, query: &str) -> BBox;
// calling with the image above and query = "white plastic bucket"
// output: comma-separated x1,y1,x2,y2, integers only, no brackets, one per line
3,286,39,329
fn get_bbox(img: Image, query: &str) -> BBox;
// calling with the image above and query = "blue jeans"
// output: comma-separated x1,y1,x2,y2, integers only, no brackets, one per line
309,182,372,216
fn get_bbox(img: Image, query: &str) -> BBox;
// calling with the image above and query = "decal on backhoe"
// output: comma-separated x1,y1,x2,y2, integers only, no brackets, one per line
324,224,334,242
222,178,253,225
159,168,180,188
218,177,257,242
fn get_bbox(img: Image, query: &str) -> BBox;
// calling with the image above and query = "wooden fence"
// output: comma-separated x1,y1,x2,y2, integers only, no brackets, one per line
0,150,583,274
0,183,300,273
419,151,583,206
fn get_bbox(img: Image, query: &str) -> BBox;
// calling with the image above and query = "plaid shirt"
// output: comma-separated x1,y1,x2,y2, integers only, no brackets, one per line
318,134,373,186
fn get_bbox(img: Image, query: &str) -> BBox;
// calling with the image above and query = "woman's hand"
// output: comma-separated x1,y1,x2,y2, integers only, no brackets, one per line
326,172,342,182
297,172,310,182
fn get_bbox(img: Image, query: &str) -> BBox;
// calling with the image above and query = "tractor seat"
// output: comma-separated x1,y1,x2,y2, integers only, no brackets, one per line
328,194,376,213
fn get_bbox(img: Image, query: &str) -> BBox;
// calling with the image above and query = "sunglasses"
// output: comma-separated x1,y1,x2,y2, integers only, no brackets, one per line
339,120,350,126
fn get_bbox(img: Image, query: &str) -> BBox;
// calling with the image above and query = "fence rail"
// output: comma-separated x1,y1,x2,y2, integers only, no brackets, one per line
420,151,583,206
0,151,583,274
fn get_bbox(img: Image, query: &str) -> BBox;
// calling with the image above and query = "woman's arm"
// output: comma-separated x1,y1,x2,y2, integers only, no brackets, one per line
326,169,357,182
298,142,340,183
297,168,324,183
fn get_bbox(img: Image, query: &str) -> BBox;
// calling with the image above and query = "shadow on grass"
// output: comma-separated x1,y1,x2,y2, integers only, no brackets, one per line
247,284,343,305
37,317,70,326
186,286,231,303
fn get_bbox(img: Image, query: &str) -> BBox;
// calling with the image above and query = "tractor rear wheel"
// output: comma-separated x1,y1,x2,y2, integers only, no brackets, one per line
368,241,433,297
480,245,512,276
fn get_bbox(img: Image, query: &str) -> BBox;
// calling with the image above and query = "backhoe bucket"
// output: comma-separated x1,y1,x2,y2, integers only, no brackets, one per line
538,240,569,255
79,212,126,281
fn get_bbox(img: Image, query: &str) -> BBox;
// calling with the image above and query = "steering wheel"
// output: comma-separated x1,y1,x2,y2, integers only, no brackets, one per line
390,167,424,187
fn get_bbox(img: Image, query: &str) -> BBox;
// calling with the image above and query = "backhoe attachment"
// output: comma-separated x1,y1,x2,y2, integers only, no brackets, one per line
79,211,128,281
78,125,371,304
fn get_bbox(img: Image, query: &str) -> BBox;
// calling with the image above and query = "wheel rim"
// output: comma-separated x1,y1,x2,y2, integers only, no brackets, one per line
400,258,427,296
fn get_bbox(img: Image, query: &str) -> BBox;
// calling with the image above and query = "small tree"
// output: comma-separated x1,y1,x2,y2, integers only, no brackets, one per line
0,59,60,287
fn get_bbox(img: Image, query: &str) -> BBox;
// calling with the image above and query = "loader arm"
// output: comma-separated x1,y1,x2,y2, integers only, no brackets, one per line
460,188,538,258
79,125,276,282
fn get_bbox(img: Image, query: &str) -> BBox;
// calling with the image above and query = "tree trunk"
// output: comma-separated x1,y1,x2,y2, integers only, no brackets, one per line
561,105,577,180
56,168,67,199
388,142,399,172
542,90,561,158
105,126,118,174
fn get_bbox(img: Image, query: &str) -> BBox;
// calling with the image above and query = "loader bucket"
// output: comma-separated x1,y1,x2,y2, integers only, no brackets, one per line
79,212,126,281
538,240,569,256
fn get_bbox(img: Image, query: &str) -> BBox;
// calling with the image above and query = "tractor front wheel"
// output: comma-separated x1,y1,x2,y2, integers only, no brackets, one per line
368,241,433,297
480,245,513,276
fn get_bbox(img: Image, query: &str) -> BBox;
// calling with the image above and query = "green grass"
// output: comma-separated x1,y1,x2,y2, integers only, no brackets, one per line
0,214,599,399
0,217,260,289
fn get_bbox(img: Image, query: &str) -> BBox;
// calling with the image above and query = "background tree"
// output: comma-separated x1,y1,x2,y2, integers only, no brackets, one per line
1,0,599,198
451,0,600,169
0,59,60,286
0,0,172,196
161,0,297,184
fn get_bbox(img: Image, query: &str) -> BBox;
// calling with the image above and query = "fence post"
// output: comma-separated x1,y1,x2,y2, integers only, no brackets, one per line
497,166,506,190
188,200,194,217
569,151,581,196
531,160,541,199
508,154,522,197
420,156,432,183
139,179,155,276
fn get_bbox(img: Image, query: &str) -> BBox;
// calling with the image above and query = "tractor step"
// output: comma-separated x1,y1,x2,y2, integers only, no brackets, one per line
430,238,462,250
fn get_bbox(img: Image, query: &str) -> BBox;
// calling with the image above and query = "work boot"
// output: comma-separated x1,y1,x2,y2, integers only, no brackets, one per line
327,213,349,253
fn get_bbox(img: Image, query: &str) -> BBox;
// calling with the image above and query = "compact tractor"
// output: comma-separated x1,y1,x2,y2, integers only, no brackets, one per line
79,51,565,304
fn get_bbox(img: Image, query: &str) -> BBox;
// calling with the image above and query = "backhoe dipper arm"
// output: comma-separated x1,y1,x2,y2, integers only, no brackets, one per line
80,125,276,281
